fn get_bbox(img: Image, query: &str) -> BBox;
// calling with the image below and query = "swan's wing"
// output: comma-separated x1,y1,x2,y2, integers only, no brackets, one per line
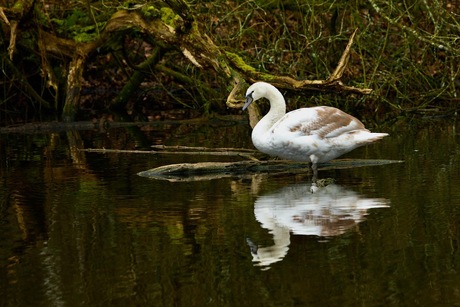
272,106,367,138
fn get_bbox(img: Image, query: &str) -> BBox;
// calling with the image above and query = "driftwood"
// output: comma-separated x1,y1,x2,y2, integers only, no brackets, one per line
137,159,404,182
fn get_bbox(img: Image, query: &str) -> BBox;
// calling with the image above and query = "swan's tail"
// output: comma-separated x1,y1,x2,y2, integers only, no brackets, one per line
356,132,389,145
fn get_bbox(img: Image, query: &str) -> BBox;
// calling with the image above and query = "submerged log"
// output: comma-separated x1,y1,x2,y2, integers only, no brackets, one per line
137,159,404,182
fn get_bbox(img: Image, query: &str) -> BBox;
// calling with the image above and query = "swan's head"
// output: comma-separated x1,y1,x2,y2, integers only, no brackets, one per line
243,82,274,111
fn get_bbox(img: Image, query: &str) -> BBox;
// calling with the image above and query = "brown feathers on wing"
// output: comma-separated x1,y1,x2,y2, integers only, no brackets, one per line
277,106,367,138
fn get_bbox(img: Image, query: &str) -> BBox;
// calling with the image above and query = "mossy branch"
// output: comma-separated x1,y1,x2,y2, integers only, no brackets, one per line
225,30,371,109
113,46,166,111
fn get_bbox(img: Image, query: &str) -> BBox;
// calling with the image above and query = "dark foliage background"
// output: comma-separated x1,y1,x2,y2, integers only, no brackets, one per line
0,0,458,124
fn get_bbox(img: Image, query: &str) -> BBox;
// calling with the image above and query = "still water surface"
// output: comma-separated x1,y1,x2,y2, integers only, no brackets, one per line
0,116,459,306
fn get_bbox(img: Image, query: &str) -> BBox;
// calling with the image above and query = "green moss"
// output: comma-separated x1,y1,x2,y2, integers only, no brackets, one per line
50,9,106,42
225,51,257,73
260,73,276,81
160,7,182,29
225,51,276,81
141,5,160,19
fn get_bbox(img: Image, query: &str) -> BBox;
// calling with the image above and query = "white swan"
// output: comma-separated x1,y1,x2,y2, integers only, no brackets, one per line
243,82,388,178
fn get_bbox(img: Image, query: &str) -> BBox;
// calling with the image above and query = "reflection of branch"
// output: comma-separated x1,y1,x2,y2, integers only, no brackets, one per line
66,130,87,167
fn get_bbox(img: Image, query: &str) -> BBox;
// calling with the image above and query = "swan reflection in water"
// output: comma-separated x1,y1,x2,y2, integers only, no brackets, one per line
247,183,389,269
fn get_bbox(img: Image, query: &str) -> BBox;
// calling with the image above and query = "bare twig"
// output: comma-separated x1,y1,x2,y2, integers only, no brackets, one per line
7,20,17,59
328,29,358,81
0,8,9,25
151,145,258,152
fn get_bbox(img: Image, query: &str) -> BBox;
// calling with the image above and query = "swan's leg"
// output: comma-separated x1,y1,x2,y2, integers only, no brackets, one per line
309,155,319,183
310,163,318,193
311,162,318,183
309,155,319,193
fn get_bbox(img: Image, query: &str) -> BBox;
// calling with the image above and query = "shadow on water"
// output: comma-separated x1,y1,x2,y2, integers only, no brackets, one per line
0,116,459,306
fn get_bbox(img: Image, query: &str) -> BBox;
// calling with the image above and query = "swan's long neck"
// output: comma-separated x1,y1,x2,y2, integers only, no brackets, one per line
254,87,286,134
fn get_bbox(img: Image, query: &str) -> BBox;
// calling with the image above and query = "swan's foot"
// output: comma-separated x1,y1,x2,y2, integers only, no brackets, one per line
316,178,335,187
310,178,334,193
310,161,334,192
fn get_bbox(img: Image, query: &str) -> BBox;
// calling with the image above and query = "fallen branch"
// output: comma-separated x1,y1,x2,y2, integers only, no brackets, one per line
137,159,404,182
226,29,371,109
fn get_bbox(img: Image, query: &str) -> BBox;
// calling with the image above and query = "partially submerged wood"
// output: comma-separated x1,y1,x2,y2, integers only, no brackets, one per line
69,145,402,182
137,159,404,182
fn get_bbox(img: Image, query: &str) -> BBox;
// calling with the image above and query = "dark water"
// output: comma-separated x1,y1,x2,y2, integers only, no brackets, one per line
1,116,460,306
